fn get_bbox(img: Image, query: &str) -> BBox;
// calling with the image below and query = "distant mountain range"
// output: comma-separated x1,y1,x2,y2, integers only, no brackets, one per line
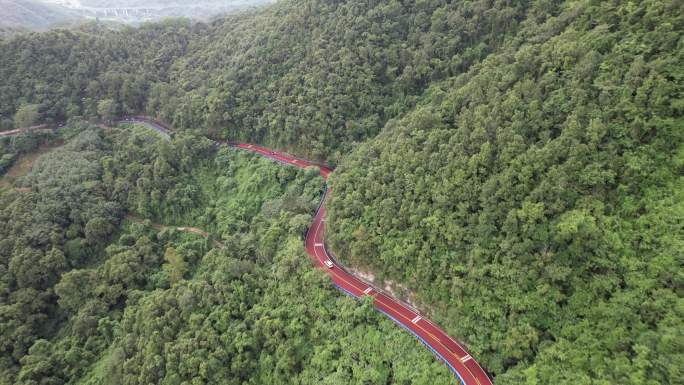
0,0,80,32
0,0,275,33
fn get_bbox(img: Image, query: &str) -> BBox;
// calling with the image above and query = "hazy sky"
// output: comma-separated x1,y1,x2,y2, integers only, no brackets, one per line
41,0,275,8
36,0,276,22
0,0,276,31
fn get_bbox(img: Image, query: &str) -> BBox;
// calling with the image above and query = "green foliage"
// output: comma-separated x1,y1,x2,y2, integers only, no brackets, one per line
0,122,454,384
0,126,121,383
162,247,186,284
96,99,116,123
0,129,56,176
328,1,684,383
0,0,536,159
0,0,681,383
13,103,39,128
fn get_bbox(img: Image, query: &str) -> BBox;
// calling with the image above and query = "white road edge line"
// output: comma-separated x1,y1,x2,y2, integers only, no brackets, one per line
363,287,373,294
241,141,492,385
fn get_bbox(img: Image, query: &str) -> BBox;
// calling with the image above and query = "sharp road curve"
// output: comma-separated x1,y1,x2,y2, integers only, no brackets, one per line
1,118,494,385
232,143,493,385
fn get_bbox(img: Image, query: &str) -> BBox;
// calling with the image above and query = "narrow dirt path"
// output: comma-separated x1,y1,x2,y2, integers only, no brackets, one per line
125,214,225,250
0,124,53,137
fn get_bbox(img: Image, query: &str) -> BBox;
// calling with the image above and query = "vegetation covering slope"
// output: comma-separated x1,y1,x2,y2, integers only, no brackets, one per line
328,1,683,384
0,123,454,384
0,130,57,176
0,0,681,384
0,0,537,159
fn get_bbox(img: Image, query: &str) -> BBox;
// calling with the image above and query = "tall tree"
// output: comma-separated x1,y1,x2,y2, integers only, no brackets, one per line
97,99,116,123
13,104,39,128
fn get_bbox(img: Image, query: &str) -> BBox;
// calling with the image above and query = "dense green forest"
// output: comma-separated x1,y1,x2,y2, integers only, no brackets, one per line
0,0,542,160
0,0,682,384
0,123,454,384
328,1,683,384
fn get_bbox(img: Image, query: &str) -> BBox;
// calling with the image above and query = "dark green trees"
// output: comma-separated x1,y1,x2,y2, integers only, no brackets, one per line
0,0,535,159
328,1,683,383
0,123,456,384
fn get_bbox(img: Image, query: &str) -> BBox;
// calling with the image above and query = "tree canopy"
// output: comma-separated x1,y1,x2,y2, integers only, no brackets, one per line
0,123,456,384
328,1,683,383
0,0,681,383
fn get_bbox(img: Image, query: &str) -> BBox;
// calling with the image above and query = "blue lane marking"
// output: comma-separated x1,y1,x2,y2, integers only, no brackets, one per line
140,132,468,383
232,143,470,385
332,284,466,385
376,308,467,385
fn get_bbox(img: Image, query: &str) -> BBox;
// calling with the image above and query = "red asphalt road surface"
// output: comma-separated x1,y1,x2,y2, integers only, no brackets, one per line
234,143,493,385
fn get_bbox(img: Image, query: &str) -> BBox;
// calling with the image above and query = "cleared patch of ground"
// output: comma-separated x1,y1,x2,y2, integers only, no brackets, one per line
0,140,64,189
125,214,225,249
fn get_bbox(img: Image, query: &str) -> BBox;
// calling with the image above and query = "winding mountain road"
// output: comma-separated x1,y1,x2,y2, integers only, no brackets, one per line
231,143,493,385
1,118,494,385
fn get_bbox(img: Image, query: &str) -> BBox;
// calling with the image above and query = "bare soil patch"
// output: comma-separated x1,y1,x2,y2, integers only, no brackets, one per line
0,140,64,189
125,215,225,250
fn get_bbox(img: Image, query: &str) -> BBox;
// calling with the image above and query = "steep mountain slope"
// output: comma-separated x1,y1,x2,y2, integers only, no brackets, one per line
0,125,456,384
0,0,681,384
0,0,537,159
328,1,683,383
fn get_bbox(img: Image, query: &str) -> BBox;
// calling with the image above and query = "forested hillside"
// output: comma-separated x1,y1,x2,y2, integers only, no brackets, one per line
0,0,681,384
0,129,56,175
328,1,683,383
0,0,540,159
0,124,454,384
